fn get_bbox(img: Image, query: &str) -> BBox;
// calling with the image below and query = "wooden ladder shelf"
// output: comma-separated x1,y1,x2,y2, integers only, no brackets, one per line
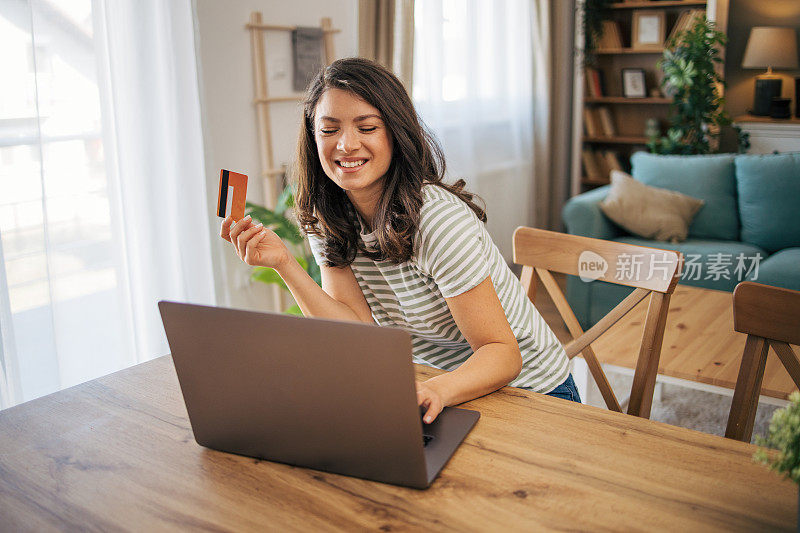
246,12,339,208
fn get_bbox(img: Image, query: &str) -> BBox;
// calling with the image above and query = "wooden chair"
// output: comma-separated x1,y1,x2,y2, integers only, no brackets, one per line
725,282,800,442
513,227,682,418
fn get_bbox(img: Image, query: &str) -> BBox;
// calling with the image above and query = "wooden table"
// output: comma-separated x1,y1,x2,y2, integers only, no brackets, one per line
0,356,794,531
593,285,797,400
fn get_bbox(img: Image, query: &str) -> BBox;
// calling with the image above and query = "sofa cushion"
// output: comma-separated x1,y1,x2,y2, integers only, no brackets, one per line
600,171,705,242
630,152,738,241
735,153,800,253
747,248,800,291
615,236,766,292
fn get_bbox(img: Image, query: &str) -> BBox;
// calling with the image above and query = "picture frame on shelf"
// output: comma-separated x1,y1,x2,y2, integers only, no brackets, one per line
632,10,665,50
622,68,647,98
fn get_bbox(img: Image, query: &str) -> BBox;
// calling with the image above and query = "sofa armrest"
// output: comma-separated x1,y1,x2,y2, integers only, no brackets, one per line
561,185,622,241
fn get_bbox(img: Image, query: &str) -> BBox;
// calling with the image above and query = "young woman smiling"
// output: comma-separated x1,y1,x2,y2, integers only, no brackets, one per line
221,58,579,423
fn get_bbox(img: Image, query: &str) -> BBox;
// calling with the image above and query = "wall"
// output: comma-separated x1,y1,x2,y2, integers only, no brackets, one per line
192,0,357,312
724,0,800,119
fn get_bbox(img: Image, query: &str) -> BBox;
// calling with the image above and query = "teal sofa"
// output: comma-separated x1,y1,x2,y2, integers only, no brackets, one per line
562,151,800,329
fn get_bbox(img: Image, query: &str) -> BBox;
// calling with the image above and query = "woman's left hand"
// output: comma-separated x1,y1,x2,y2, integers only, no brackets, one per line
416,381,445,424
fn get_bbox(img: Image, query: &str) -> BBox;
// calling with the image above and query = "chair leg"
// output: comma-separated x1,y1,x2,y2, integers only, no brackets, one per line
628,292,670,419
769,341,800,391
725,335,769,442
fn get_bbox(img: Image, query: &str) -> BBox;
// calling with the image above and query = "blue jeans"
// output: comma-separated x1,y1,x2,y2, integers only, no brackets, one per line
545,374,582,403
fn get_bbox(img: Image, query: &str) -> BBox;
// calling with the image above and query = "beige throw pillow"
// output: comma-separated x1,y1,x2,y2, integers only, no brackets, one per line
600,170,705,243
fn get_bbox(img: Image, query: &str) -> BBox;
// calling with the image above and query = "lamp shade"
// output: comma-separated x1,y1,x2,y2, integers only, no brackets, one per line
742,27,799,70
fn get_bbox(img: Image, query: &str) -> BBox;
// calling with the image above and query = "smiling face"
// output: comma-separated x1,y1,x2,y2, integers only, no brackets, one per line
313,88,393,208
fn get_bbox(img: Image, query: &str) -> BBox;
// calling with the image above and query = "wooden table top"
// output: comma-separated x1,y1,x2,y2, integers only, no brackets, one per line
0,355,794,531
592,285,797,399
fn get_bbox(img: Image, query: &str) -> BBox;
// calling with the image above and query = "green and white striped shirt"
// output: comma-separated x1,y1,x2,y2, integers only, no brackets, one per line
308,184,569,392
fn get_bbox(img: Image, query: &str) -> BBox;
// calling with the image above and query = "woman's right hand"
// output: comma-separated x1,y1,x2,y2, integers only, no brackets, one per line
220,215,290,269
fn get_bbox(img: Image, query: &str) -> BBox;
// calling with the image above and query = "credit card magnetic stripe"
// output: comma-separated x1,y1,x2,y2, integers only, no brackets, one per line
218,169,229,218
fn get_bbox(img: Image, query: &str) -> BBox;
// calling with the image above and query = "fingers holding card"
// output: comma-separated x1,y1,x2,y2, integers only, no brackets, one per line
217,169,248,221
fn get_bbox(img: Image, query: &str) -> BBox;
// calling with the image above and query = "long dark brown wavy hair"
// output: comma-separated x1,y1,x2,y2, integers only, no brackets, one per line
293,57,486,267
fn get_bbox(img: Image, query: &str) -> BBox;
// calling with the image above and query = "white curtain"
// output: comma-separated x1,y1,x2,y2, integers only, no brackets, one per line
413,0,548,259
0,0,214,408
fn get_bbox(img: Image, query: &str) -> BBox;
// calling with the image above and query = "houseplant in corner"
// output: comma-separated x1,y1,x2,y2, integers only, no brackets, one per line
245,185,321,315
754,391,800,526
579,0,613,66
648,15,748,154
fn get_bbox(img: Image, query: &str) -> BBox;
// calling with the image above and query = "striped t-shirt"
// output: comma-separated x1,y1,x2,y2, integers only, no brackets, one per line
307,184,569,392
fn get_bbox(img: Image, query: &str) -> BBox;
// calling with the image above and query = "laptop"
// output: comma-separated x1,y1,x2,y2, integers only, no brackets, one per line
158,301,480,489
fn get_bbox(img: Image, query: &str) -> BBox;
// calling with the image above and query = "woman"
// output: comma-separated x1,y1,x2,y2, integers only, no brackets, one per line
221,58,579,423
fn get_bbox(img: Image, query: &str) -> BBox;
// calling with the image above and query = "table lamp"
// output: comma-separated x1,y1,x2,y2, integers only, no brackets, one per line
741,27,799,116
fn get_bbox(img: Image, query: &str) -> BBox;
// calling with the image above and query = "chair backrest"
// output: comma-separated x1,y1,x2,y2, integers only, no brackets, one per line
513,227,682,418
726,282,800,442
513,227,682,293
733,282,800,346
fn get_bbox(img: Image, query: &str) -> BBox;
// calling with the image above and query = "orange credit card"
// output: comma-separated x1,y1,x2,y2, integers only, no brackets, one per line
217,169,248,221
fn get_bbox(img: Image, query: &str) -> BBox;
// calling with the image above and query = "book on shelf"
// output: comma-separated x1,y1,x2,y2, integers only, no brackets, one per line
597,20,623,49
596,107,616,136
584,67,605,97
602,150,624,173
581,149,603,182
594,150,611,180
583,108,601,137
584,71,595,97
668,9,705,42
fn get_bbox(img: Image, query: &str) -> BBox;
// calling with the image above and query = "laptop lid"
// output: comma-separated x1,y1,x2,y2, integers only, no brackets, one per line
159,301,436,488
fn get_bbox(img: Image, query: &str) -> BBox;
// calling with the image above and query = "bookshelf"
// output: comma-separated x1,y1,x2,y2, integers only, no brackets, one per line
584,97,671,104
595,48,665,54
584,136,650,144
570,0,729,194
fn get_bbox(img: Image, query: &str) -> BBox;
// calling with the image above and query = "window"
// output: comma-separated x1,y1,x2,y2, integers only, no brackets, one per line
0,0,137,405
412,0,535,259
0,0,214,408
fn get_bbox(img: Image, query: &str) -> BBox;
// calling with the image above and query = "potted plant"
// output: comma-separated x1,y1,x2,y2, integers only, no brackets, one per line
579,0,613,66
754,391,800,525
648,15,748,154
245,186,321,315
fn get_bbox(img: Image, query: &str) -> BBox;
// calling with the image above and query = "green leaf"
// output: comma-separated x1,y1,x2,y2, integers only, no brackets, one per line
753,391,800,485
651,15,742,156
250,267,288,291
245,203,304,244
276,219,304,244
305,255,322,286
275,186,295,215
579,0,615,66
284,304,304,316
245,196,322,290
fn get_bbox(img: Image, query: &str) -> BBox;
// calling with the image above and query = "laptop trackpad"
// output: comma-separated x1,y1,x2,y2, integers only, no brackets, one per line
422,406,480,483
